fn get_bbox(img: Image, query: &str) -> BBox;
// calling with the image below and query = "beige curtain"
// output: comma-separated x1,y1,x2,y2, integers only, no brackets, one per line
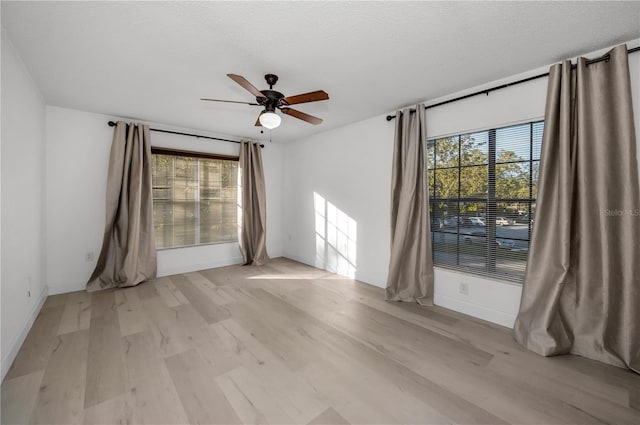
87,122,157,292
513,45,640,372
385,104,434,305
239,141,269,265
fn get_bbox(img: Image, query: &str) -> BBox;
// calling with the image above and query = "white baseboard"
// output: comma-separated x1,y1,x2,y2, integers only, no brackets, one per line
283,252,386,288
434,293,516,328
282,252,313,268
47,256,247,295
354,271,386,288
48,281,84,295
1,285,49,382
157,256,245,277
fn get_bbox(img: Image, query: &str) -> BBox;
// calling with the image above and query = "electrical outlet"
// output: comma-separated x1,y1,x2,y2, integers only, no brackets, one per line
459,282,469,295
85,251,95,262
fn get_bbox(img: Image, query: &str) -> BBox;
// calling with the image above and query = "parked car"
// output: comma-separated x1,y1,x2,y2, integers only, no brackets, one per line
496,238,516,249
496,217,515,226
462,230,515,249
517,214,534,224
467,216,486,226
443,217,458,227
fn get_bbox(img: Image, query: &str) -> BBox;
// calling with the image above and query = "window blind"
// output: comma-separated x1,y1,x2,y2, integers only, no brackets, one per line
427,121,543,282
152,153,238,249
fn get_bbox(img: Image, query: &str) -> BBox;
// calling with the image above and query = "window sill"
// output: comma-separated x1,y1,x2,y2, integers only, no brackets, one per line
433,265,524,286
156,240,238,251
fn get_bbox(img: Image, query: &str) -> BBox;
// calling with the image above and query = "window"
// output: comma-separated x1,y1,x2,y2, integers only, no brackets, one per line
151,148,238,249
427,121,543,282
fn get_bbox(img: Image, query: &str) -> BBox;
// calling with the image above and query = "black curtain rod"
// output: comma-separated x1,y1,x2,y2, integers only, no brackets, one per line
386,45,640,121
107,121,264,148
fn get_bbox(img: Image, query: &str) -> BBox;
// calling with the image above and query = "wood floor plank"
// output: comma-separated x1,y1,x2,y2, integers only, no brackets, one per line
140,296,192,358
299,361,401,425
135,280,159,300
89,289,116,319
326,281,634,411
487,352,640,424
213,319,328,423
171,274,231,324
317,304,601,424
154,276,189,308
172,303,241,376
303,355,450,425
305,320,508,425
115,286,151,336
307,407,351,425
198,263,261,286
83,298,127,409
506,355,632,408
552,354,640,395
4,257,639,425
185,271,236,305
253,282,581,423
265,258,334,279
227,310,313,371
58,291,92,335
1,370,44,425
216,367,295,425
82,393,134,425
230,287,504,424
262,285,495,369
41,293,68,310
631,388,639,411
29,330,90,425
121,330,189,424
165,348,241,425
223,289,324,371
5,306,65,380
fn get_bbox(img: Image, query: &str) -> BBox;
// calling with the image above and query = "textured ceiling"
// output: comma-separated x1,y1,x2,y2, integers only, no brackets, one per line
2,1,639,143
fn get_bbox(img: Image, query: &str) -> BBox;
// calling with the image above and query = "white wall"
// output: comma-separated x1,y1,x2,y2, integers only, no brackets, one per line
283,114,395,287
1,31,49,380
45,106,283,294
283,40,640,328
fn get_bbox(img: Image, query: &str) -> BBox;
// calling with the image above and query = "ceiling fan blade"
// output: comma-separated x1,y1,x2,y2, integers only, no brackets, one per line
201,98,259,106
227,74,266,99
280,107,323,125
255,113,263,127
282,90,329,106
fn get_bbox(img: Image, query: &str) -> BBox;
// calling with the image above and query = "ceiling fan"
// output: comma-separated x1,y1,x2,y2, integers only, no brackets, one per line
201,74,329,129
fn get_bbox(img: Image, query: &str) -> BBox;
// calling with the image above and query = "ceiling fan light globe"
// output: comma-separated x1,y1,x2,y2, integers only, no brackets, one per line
259,111,281,129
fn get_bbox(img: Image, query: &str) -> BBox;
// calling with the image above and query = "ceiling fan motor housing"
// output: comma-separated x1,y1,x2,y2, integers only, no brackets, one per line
259,90,285,111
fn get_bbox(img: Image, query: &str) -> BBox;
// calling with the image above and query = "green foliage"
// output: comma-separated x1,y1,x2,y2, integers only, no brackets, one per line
427,132,538,216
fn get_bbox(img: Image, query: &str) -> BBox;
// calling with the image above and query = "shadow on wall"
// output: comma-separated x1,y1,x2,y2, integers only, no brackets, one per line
314,192,357,278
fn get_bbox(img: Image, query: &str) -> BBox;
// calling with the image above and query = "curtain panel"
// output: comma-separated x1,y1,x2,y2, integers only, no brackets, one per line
386,104,434,305
239,141,270,266
513,45,640,372
87,121,157,292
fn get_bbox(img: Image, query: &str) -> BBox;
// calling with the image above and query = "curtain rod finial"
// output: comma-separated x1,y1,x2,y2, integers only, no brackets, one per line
386,115,396,121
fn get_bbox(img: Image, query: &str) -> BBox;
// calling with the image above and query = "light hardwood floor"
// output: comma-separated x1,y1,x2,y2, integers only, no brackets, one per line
2,257,639,424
